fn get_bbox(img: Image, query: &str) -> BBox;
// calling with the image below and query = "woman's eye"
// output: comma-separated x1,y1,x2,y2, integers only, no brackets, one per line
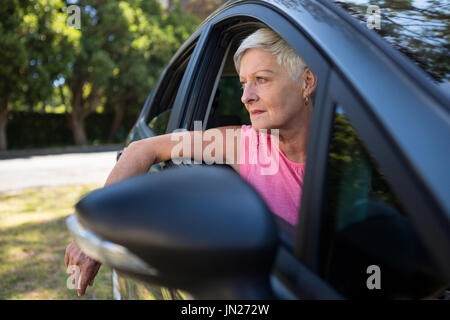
257,77,267,83
240,82,246,89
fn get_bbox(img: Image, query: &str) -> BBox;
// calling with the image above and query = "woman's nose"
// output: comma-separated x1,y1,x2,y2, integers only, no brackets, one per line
241,83,258,105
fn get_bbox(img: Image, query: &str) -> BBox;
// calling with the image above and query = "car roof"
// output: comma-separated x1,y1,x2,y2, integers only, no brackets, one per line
197,0,450,218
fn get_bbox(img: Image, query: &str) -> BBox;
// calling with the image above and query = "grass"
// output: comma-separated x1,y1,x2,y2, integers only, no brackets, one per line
0,183,114,300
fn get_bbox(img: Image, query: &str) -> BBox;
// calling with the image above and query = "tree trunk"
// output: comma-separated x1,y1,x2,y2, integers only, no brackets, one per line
107,105,124,143
69,82,88,146
0,97,8,151
69,112,88,145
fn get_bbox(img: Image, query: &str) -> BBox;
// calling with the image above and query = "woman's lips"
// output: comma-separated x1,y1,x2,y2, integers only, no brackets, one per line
250,110,265,115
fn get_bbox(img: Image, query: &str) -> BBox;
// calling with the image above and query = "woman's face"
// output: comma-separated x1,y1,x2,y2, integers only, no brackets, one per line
239,48,305,131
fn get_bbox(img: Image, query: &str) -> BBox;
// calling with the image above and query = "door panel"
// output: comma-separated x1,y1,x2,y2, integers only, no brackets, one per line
304,70,450,299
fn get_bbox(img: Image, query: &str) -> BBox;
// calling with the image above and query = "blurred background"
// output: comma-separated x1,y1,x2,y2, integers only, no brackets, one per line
0,0,232,151
0,0,227,300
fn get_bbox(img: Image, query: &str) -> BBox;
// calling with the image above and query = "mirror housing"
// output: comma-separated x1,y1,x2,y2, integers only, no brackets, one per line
69,166,278,299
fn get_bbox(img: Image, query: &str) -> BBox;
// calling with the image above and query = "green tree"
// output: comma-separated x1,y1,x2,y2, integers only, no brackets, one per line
56,0,198,145
0,0,71,150
103,0,199,142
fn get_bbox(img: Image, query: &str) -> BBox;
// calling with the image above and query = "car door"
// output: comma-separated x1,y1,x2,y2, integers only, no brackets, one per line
292,0,450,298
299,69,450,298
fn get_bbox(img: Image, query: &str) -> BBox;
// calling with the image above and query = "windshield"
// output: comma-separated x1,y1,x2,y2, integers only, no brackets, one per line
334,0,450,96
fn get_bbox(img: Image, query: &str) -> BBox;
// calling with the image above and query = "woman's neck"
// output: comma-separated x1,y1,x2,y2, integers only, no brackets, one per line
277,109,312,164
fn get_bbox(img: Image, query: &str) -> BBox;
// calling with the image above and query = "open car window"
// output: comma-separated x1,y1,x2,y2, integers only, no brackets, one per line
197,21,329,251
205,44,250,129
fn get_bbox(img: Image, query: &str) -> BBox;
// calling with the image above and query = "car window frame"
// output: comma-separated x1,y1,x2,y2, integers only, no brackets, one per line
165,26,215,133
144,54,192,133
129,30,204,142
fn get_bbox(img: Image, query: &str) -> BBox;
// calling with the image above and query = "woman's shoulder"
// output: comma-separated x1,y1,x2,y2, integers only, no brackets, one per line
240,124,256,136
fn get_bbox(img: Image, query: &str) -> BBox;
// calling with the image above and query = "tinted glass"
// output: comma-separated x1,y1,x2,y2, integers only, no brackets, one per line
146,41,197,135
319,106,447,299
206,75,250,129
334,0,450,95
149,108,172,135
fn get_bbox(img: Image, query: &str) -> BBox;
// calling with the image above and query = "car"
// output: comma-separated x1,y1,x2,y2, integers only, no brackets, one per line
67,0,450,300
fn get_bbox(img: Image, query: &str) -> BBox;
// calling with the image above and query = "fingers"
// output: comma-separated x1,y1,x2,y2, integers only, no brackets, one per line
77,270,90,296
65,240,102,297
89,263,101,286
64,240,74,268
77,259,101,296
64,247,69,268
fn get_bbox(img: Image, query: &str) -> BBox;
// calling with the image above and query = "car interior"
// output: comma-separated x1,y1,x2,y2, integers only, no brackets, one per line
204,43,250,129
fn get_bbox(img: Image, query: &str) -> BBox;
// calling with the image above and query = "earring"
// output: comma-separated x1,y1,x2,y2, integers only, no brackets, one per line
305,96,309,106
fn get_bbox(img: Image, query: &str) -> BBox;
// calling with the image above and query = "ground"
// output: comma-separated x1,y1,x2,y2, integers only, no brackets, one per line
0,149,119,300
0,183,113,299
0,150,117,192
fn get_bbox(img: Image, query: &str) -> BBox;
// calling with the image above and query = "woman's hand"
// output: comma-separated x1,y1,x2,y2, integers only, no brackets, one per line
63,140,158,296
64,240,102,296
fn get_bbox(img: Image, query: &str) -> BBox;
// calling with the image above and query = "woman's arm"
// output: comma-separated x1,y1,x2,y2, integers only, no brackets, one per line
104,125,241,187
66,125,241,296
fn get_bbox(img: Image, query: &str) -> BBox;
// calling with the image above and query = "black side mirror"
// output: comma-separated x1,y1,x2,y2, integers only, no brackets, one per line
68,166,278,299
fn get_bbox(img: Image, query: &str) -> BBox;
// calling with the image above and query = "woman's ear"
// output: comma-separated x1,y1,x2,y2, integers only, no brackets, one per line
301,67,318,98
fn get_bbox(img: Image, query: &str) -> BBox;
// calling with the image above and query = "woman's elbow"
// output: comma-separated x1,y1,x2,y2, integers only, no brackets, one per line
122,138,156,169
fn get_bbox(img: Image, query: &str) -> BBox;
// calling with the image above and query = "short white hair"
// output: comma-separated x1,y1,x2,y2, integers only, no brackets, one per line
234,28,307,83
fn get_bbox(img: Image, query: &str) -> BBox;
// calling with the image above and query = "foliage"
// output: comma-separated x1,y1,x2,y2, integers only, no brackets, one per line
183,0,229,20
0,1,71,105
102,0,199,142
53,0,200,145
324,112,404,233
0,0,75,150
0,0,200,149
334,0,450,84
6,111,137,149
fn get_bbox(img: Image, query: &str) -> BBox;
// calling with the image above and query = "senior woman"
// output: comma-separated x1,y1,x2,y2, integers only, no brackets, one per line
64,28,317,296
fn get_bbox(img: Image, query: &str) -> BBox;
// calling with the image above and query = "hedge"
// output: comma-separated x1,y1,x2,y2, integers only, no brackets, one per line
6,112,138,150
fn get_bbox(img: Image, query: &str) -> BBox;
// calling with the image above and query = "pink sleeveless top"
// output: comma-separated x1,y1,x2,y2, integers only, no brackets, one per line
239,125,305,225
